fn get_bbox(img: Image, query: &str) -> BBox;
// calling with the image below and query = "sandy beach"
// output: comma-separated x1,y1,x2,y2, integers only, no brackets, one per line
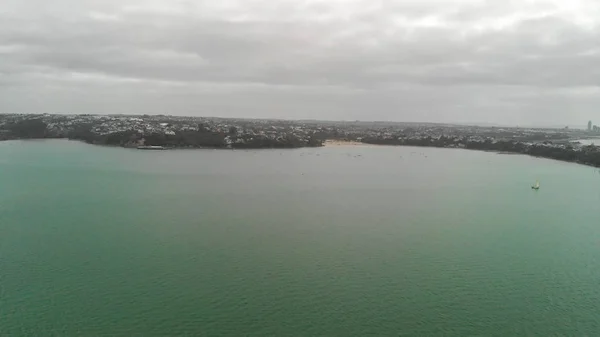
323,140,366,147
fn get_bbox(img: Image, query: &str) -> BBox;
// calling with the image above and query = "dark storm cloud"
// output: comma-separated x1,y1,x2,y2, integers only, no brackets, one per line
2,0,600,125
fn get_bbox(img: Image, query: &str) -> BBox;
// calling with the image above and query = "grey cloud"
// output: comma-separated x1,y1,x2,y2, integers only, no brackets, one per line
2,0,600,125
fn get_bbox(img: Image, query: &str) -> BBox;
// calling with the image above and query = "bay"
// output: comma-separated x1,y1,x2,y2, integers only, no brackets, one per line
1,140,600,336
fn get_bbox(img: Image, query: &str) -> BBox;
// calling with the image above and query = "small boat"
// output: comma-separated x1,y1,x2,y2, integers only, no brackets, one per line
531,180,540,190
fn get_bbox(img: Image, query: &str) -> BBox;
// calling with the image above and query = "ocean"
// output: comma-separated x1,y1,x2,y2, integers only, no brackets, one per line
1,140,600,336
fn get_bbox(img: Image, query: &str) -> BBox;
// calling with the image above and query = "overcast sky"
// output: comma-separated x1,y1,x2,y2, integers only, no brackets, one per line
2,0,600,126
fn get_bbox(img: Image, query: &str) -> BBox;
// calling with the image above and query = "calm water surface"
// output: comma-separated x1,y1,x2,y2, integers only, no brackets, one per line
1,140,600,336
575,138,600,146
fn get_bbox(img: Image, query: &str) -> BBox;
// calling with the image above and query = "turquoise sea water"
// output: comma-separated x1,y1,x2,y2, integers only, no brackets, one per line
1,140,600,336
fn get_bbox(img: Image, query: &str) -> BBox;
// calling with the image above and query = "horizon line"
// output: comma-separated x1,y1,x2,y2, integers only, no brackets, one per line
0,112,589,130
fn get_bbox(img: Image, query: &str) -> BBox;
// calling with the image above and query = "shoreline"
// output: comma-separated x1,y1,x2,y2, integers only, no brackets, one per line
2,137,600,169
323,140,367,147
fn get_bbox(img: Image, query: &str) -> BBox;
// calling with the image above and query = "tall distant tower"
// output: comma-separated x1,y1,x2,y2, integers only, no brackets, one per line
589,121,593,131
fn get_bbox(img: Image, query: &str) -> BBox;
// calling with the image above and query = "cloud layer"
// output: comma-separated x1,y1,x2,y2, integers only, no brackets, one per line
2,0,600,125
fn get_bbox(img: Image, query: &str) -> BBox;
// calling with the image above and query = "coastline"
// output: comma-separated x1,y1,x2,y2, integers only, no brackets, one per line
2,137,599,169
323,140,367,147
